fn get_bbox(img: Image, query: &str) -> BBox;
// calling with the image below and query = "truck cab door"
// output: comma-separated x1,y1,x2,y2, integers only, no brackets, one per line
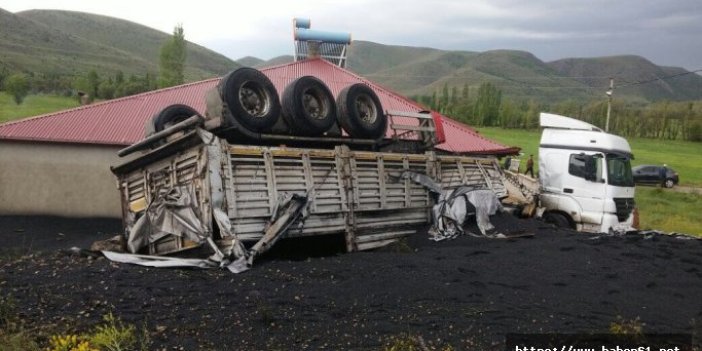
564,153,606,226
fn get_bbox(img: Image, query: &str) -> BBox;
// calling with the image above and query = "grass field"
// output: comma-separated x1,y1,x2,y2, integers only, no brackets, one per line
635,187,702,235
0,93,80,123
477,126,702,235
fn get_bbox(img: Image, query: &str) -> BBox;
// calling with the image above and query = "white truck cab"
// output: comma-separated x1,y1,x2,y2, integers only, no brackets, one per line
538,113,636,233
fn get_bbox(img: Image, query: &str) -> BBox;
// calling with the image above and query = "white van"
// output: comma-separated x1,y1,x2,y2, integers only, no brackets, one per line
538,113,636,233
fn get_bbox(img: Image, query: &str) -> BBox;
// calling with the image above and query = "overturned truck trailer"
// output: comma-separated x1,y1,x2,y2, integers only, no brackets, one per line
111,127,507,260
109,65,515,270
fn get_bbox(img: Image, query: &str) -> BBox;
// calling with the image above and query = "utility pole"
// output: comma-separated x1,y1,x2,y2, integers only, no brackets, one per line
605,77,613,132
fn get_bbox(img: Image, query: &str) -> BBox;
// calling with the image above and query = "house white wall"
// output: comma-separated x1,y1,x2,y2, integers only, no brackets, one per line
0,141,123,218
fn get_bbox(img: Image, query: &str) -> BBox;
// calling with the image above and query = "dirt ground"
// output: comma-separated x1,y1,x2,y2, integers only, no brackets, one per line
1,214,702,350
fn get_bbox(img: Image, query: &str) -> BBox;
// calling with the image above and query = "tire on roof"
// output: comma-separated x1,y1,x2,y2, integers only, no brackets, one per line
218,67,281,133
281,76,337,136
152,104,201,133
336,83,387,139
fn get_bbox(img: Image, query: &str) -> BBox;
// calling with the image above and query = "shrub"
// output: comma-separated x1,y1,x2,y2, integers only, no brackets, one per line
0,330,39,351
87,313,137,351
4,73,30,105
383,333,454,351
47,334,97,351
609,315,644,335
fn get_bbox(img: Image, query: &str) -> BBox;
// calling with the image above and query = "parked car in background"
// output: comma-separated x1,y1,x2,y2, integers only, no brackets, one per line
632,165,679,188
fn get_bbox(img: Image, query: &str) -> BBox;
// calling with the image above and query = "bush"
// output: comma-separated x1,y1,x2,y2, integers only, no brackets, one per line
47,334,97,351
688,122,702,142
87,313,137,351
0,330,39,351
609,316,644,335
4,73,30,105
47,313,149,351
384,333,454,351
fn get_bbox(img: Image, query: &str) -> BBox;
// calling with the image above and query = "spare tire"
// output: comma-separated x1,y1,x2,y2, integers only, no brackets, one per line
153,104,200,133
219,68,280,132
336,83,387,139
281,76,337,136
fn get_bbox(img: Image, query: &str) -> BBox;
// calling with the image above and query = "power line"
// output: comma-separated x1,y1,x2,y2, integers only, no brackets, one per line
616,69,702,88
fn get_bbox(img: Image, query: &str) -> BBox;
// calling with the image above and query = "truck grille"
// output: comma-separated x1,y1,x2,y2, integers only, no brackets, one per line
613,198,636,222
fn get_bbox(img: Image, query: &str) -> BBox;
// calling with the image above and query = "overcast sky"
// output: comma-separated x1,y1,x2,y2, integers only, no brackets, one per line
2,0,701,70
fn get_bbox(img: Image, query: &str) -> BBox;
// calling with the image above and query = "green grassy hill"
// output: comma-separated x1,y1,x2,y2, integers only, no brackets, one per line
548,56,702,102
0,8,132,75
340,41,702,103
399,50,593,101
255,55,295,67
347,42,597,101
236,56,266,67
346,40,446,75
0,8,238,80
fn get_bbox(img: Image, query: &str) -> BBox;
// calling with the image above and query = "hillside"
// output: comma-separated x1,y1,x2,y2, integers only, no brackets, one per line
548,56,702,102
0,8,239,80
344,41,702,102
236,56,265,67
346,40,446,75
237,55,294,68
0,8,132,75
347,45,593,101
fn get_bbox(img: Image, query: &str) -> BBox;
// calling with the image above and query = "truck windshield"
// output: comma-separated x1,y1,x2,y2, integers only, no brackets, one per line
606,154,634,187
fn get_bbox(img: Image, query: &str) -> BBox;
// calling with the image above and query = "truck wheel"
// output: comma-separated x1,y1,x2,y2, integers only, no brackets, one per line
544,212,571,229
664,178,675,188
336,83,387,139
153,104,200,133
219,68,280,132
282,76,336,136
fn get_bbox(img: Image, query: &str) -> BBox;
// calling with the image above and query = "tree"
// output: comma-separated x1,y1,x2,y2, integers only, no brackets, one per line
0,64,9,89
461,83,469,101
159,24,186,88
688,121,702,142
98,80,115,100
473,82,502,126
4,73,30,105
437,83,449,113
87,70,100,98
74,70,101,102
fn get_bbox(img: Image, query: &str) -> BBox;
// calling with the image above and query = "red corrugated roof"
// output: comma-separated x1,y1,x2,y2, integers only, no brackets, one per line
0,59,516,154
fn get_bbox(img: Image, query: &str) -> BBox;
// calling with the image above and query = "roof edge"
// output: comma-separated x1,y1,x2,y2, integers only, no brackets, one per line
0,77,221,128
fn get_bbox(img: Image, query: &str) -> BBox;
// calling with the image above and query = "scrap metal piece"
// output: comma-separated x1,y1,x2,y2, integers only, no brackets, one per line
246,193,309,267
199,128,247,259
400,171,505,240
127,185,208,254
465,189,505,236
102,251,217,268
396,170,442,194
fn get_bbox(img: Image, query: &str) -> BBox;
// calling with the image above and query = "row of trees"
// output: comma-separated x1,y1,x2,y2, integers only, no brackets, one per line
412,83,702,142
0,25,186,105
